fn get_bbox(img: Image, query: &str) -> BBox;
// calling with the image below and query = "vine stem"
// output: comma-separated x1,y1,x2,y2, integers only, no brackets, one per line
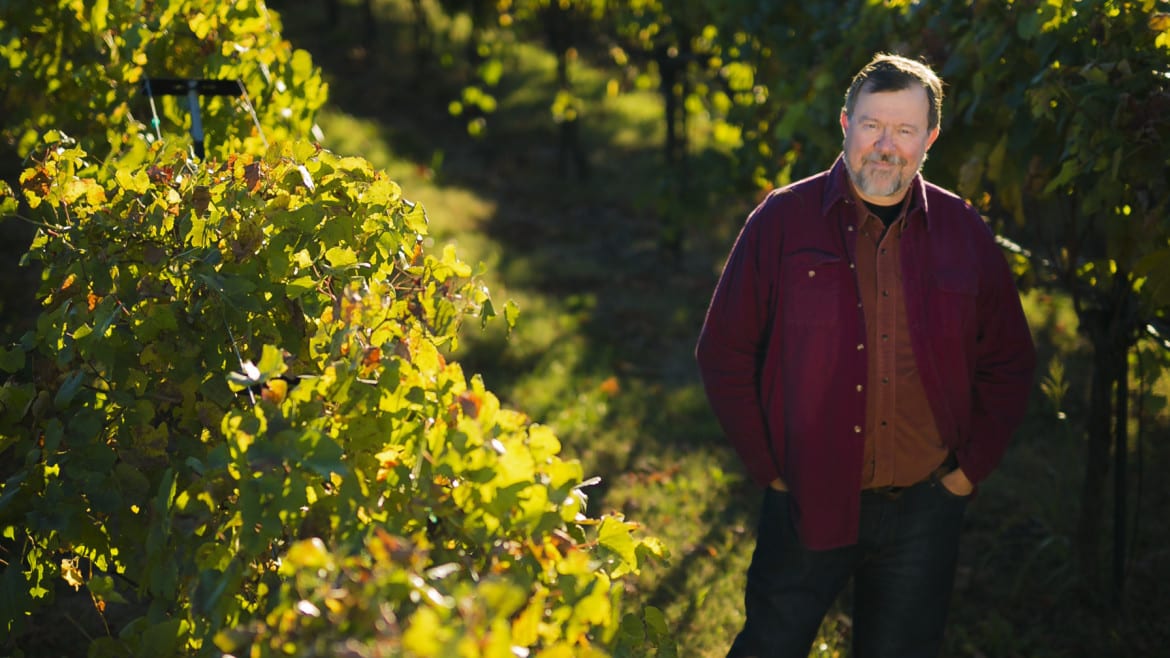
223,314,256,406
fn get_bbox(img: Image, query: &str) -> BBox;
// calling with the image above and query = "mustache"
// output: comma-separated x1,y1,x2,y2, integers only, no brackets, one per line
864,152,907,166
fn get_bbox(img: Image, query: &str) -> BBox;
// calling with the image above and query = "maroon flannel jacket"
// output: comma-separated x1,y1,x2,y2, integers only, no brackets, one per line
696,157,1036,550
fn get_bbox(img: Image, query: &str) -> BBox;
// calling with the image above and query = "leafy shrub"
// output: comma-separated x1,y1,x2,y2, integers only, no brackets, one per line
1,2,671,654
0,131,667,656
1,0,325,163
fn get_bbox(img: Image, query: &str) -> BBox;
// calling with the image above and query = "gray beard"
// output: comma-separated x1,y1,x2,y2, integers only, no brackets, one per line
851,155,903,196
844,151,927,199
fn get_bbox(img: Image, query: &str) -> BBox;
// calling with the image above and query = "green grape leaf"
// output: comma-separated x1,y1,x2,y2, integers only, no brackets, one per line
597,517,638,576
53,370,86,409
0,180,17,215
325,245,358,269
0,347,25,373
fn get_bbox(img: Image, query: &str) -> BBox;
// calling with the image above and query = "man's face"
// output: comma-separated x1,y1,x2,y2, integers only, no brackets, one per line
840,84,939,205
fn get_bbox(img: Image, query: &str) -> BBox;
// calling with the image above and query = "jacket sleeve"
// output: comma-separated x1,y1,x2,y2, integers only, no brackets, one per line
957,227,1037,484
695,200,782,488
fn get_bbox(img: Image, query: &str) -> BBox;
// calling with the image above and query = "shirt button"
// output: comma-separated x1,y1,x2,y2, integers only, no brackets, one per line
882,290,889,297
882,376,890,384
882,334,889,341
854,425,862,433
808,270,816,278
857,343,865,351
847,226,855,232
856,384,864,392
880,248,887,255
849,263,856,270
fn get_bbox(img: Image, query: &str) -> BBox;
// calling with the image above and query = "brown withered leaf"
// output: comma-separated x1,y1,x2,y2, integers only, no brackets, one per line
244,161,263,192
457,390,482,419
191,185,211,217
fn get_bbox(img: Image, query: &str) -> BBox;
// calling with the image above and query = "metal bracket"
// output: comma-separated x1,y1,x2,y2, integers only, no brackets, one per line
141,78,244,159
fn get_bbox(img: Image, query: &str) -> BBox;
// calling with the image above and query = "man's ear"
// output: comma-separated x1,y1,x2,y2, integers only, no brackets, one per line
925,125,941,150
840,110,849,135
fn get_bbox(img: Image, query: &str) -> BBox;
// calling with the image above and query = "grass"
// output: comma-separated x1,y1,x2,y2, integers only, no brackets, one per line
276,2,1170,656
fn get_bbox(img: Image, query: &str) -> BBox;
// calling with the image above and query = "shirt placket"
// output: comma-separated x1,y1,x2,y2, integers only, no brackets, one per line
856,213,900,487
871,221,902,486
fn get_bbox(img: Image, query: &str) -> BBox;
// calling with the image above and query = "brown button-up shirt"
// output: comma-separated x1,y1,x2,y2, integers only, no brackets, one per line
852,199,950,488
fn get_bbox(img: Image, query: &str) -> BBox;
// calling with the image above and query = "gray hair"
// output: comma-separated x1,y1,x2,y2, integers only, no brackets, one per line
843,53,944,130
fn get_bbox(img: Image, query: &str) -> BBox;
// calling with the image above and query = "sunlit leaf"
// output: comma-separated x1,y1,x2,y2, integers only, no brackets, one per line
598,517,639,576
325,245,357,268
0,180,17,215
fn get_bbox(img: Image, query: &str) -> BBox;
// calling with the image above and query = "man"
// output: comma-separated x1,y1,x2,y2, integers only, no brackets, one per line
695,53,1036,658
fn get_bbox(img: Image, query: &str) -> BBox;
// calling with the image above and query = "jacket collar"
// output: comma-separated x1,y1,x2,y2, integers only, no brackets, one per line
822,154,931,230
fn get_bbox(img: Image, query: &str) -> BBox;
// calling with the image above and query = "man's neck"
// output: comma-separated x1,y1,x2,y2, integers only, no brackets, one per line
864,199,902,228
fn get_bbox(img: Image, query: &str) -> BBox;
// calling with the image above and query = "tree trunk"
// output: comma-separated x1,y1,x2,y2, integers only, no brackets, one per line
542,4,587,179
363,0,376,49
1076,309,1116,595
1075,279,1136,600
411,0,430,88
464,0,488,68
1112,339,1128,608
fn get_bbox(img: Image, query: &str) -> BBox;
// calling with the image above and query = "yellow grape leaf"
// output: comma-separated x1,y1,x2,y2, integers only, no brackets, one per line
441,243,472,278
61,557,84,590
497,440,536,487
402,201,428,234
334,155,373,175
512,588,547,646
61,178,91,205
575,575,613,627
256,344,287,379
364,176,402,207
280,538,331,574
290,49,314,80
637,535,670,562
188,11,213,39
402,607,446,656
546,460,583,491
291,249,314,269
527,424,561,461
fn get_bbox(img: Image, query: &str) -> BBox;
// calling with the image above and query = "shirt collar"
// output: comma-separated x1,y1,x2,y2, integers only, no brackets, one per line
822,154,931,230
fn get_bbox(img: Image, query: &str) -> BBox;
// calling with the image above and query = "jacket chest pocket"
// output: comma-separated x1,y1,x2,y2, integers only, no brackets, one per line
931,269,978,339
782,250,844,327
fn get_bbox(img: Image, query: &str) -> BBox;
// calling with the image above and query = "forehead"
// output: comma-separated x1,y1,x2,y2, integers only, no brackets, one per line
851,85,931,126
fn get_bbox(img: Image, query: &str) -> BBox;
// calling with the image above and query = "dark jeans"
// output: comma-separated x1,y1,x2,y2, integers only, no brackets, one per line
727,477,971,658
